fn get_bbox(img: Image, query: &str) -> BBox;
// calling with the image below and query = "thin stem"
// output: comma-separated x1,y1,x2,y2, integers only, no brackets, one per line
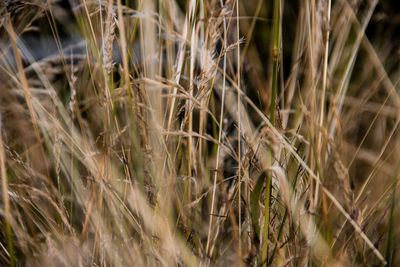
236,0,242,262
205,0,228,260
0,117,14,266
314,0,331,217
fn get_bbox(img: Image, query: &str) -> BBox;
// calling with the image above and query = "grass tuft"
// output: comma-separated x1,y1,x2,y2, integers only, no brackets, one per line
0,0,399,266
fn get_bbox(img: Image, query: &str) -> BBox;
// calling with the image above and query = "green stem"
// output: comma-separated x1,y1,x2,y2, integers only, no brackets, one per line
269,0,280,126
261,167,272,266
262,0,280,265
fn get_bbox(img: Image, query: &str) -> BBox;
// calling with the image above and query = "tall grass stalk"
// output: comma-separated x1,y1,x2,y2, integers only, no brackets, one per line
261,0,280,265
0,116,14,267
205,0,228,260
235,0,242,262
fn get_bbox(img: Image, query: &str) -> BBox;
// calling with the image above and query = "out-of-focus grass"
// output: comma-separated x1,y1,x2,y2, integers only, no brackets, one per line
1,0,400,266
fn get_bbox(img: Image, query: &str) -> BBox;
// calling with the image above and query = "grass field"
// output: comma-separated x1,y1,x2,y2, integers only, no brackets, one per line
1,0,400,266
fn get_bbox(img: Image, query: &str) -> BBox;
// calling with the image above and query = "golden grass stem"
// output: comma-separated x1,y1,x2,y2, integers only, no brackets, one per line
0,117,14,266
205,0,228,260
235,0,242,262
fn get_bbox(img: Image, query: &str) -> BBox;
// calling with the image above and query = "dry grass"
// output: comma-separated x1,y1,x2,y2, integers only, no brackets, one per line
1,0,400,266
